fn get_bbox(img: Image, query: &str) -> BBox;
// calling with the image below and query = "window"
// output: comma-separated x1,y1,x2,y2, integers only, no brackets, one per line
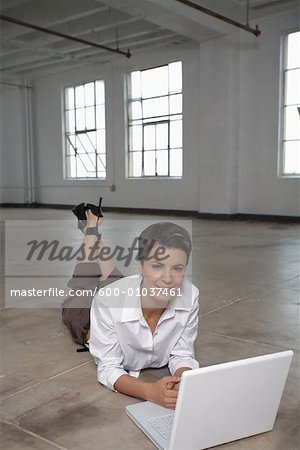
127,62,183,178
64,80,106,178
280,31,300,176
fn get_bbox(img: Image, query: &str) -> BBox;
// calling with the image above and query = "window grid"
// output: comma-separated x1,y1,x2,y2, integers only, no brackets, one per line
64,80,106,179
281,31,300,176
127,62,183,178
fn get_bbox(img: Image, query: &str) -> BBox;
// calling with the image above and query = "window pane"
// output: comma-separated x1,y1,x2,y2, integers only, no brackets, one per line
87,131,96,148
130,125,142,151
285,69,300,105
169,94,182,114
78,134,94,153
75,85,84,108
144,125,156,150
127,61,183,178
284,106,300,140
97,154,106,172
79,153,96,174
96,81,105,104
66,135,76,155
130,101,142,120
141,66,168,98
76,156,88,177
131,71,141,99
96,105,105,129
64,79,106,179
283,141,300,174
170,114,182,121
169,61,182,93
156,150,169,175
66,155,76,177
170,120,182,148
76,136,86,154
170,148,183,176
97,130,106,152
156,123,168,149
86,106,95,129
65,87,74,109
85,82,95,107
143,116,169,124
66,110,75,133
142,96,168,118
130,151,142,177
287,31,300,70
144,150,156,176
75,108,85,130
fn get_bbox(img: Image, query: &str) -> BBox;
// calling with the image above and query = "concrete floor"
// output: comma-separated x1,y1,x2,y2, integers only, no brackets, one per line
0,208,299,450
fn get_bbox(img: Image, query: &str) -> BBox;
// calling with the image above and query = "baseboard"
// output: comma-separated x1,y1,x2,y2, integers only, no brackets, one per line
1,203,299,223
198,212,300,223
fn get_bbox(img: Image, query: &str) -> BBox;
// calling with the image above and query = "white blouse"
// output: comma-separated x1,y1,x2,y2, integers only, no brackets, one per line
89,274,199,391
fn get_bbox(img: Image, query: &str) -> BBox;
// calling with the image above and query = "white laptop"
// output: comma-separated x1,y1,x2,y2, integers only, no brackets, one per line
126,350,293,450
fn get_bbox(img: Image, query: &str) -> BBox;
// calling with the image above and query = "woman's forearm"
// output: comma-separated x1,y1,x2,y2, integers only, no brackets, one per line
114,374,180,409
114,375,150,400
174,367,192,377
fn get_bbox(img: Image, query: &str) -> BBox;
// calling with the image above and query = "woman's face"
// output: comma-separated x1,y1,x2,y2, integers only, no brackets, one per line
140,243,188,304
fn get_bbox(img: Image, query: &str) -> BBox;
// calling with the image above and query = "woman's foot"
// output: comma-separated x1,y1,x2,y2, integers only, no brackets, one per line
72,198,103,234
84,209,104,235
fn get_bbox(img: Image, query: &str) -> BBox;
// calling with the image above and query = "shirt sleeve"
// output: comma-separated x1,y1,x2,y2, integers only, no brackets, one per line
168,291,200,375
89,297,128,392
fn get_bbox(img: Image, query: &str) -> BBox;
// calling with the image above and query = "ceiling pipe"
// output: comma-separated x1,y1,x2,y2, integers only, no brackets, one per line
174,0,261,37
0,14,132,57
0,80,33,88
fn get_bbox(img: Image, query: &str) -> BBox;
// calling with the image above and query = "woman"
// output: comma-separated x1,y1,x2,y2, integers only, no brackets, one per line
63,208,199,409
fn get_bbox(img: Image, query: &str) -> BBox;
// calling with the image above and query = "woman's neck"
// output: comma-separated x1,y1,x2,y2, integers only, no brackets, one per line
142,306,165,334
142,306,165,319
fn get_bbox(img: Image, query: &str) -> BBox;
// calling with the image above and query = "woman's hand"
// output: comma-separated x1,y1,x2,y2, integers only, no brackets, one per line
146,376,181,409
166,380,181,391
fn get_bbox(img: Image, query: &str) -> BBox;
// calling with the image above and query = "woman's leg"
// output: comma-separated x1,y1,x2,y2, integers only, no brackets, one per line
62,208,122,346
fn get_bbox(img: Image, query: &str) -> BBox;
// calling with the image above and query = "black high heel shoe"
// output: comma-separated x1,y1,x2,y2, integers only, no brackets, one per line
86,197,103,218
72,197,103,232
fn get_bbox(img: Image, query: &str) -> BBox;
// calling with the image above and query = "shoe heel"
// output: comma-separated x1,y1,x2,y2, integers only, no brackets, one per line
86,197,103,218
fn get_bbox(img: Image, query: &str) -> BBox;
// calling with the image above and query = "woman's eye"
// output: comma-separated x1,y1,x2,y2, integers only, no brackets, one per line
152,264,162,270
174,267,184,272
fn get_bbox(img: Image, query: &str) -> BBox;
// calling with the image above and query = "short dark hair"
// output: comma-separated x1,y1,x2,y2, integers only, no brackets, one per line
137,222,192,263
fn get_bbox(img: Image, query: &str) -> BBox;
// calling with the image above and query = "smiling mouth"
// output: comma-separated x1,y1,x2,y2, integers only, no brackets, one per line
154,285,176,290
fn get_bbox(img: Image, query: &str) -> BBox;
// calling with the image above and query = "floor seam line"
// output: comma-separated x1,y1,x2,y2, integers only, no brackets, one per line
201,330,299,351
200,293,261,316
1,420,68,450
0,360,93,402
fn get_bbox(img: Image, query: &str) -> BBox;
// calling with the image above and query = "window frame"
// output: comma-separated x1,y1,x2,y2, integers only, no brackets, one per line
278,29,300,178
63,79,107,180
126,61,183,179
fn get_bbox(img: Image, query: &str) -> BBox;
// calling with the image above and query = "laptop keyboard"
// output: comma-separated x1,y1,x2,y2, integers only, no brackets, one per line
148,414,174,440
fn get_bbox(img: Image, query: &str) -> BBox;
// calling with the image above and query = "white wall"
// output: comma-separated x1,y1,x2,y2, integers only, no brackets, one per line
33,43,200,211
0,84,27,203
197,8,299,216
238,10,300,216
198,33,240,214
1,7,299,216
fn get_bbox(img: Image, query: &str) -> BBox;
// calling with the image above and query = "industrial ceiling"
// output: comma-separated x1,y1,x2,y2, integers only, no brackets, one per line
0,0,297,78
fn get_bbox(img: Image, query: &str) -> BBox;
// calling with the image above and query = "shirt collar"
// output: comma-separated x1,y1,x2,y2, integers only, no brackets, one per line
121,276,190,323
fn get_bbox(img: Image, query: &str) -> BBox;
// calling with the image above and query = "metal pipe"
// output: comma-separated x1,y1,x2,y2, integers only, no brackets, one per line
174,0,261,37
246,0,250,27
0,14,131,57
23,83,35,204
0,80,33,88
